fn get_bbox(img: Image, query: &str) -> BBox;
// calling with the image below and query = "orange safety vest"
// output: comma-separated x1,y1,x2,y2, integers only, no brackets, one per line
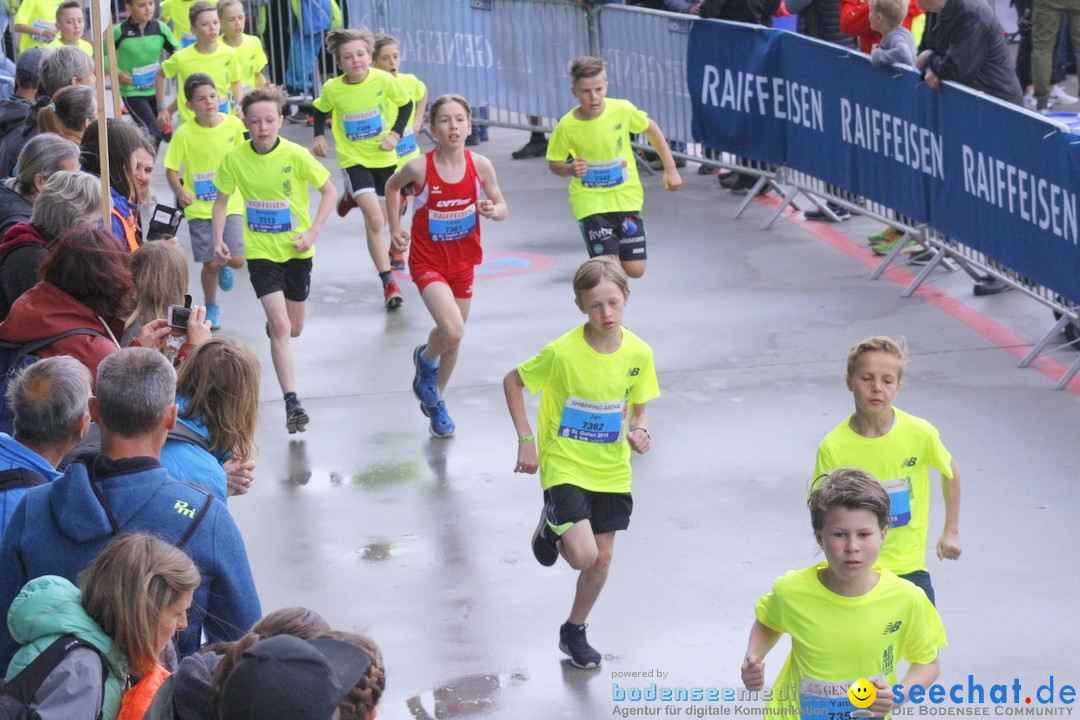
112,207,140,253
117,664,170,720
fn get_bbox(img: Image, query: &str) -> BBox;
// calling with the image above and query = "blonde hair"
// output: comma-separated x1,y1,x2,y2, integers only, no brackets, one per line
124,241,188,333
79,532,201,675
175,337,260,462
240,85,285,115
809,468,890,532
216,0,243,20
845,335,908,378
372,33,398,59
870,0,907,29
569,56,605,84
331,631,385,720
429,93,471,123
325,28,374,60
572,256,630,300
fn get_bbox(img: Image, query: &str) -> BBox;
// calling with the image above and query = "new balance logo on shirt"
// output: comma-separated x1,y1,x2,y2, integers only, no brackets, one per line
883,620,902,634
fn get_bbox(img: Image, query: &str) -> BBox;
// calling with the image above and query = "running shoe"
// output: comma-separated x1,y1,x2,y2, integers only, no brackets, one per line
384,281,404,309
412,345,440,406
531,510,559,567
337,189,356,217
427,399,455,438
389,251,406,271
559,622,602,669
285,395,309,434
218,265,234,291
868,227,902,245
205,303,221,330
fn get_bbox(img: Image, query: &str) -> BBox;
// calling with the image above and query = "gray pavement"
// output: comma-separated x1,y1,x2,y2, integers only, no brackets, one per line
163,123,1080,719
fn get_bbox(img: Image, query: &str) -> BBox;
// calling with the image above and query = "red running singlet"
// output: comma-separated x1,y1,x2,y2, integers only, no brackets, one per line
410,149,485,270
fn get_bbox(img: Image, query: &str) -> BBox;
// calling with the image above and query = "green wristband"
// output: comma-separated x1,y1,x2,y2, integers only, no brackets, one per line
517,434,535,444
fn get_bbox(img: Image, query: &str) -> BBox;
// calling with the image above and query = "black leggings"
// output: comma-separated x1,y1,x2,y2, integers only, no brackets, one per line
124,95,166,147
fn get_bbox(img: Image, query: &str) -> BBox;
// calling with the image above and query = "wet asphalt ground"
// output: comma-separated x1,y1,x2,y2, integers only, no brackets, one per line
158,122,1080,719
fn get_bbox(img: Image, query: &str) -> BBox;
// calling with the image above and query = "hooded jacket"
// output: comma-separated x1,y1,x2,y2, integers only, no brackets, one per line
0,184,32,240
5,575,129,720
0,454,262,671
0,432,59,538
0,281,124,378
160,397,229,502
0,221,47,320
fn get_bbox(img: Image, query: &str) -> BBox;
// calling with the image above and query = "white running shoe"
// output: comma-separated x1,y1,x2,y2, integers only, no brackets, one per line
1049,85,1079,106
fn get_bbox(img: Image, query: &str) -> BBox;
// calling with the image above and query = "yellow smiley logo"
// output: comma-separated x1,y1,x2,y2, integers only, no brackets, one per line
848,678,876,709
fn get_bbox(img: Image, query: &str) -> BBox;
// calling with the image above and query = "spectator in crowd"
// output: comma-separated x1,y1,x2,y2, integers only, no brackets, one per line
121,240,188,347
1014,0,1078,108
0,166,99,319
869,0,918,66
916,0,1023,295
701,0,781,24
4,532,200,720
841,0,921,54
144,607,334,720
80,119,152,251
512,116,548,160
330,631,385,720
0,356,91,538
1031,0,1080,110
0,48,47,155
0,133,81,242
0,46,95,178
217,635,370,720
0,347,263,670
37,84,96,144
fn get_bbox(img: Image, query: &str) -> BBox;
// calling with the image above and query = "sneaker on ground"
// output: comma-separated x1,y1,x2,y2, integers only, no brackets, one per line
285,395,309,434
206,303,221,330
412,344,441,406
872,236,915,256
804,203,852,222
1023,92,1037,110
287,110,311,124
868,227,902,245
973,276,1012,296
389,251,406,271
559,622,602,669
511,139,548,160
427,399,455,438
384,281,404,309
531,510,559,567
217,265,234,292
337,190,357,218
1050,85,1079,106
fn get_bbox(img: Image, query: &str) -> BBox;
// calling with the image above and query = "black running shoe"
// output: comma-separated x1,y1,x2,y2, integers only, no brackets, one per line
286,395,309,434
531,510,558,567
559,622,601,669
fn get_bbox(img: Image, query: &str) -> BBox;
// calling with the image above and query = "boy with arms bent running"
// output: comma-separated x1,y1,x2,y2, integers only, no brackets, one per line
504,256,658,669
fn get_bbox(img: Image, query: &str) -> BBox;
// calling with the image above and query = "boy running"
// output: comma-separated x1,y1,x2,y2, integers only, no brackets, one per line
218,0,268,95
814,336,961,605
547,56,682,279
165,73,246,330
111,0,180,147
157,1,242,129
212,86,337,433
742,469,946,717
48,1,92,56
312,28,413,310
386,94,507,438
504,256,658,669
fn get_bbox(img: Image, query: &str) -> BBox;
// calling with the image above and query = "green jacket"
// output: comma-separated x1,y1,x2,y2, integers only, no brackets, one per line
6,576,129,720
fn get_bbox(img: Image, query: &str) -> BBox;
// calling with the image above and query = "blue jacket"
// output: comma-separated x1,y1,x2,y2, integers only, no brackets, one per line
0,454,261,672
0,433,60,539
160,397,229,502
6,575,129,720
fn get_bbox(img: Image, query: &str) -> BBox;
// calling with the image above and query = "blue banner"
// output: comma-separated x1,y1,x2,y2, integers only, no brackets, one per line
688,19,1080,303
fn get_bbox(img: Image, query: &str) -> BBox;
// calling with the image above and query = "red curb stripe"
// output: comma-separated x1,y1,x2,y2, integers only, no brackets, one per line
754,196,1080,394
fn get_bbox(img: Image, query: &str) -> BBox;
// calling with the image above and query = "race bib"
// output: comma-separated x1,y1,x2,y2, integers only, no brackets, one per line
428,205,476,242
800,675,882,720
246,199,293,233
132,62,159,90
581,159,627,189
395,127,417,158
181,33,196,48
882,477,911,528
558,397,624,443
30,19,55,43
343,109,382,141
193,171,217,201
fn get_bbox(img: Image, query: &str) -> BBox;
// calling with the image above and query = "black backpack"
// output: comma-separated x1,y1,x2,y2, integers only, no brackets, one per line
0,634,107,720
0,329,105,436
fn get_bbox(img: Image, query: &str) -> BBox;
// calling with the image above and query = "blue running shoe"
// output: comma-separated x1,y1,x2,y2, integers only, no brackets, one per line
412,345,440,406
427,399,455,438
206,303,221,330
218,265,234,292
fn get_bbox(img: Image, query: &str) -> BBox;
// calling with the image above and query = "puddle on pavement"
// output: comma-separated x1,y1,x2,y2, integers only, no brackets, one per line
406,671,527,719
352,461,423,488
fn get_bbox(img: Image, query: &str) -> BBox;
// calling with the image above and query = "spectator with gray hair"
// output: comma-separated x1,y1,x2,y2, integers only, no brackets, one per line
0,46,96,178
0,347,262,670
0,133,82,239
0,356,91,538
0,167,101,319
